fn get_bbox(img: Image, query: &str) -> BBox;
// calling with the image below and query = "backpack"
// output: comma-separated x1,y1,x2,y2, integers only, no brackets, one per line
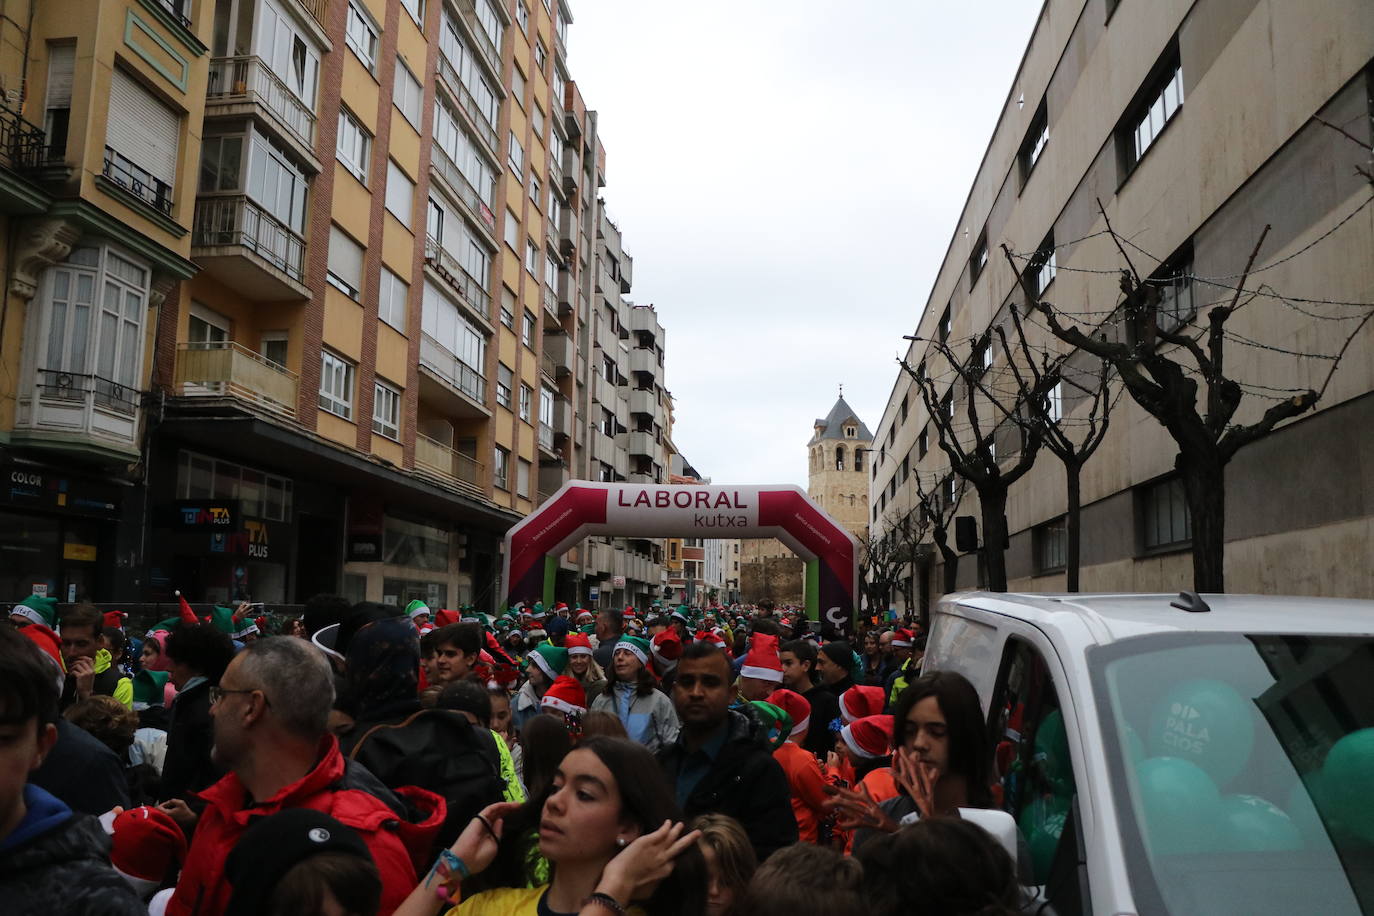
347,708,507,851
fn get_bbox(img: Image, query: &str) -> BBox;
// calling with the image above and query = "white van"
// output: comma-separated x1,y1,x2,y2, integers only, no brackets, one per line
921,591,1374,916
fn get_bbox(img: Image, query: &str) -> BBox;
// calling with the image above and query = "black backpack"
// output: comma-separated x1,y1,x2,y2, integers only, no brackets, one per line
347,708,508,850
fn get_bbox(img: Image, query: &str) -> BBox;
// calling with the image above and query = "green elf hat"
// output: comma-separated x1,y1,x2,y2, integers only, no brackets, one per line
133,669,170,707
748,700,794,752
613,635,652,666
528,642,569,680
494,617,514,633
405,599,431,621
578,623,596,635
209,605,237,636
148,617,183,636
11,594,58,628
671,605,691,624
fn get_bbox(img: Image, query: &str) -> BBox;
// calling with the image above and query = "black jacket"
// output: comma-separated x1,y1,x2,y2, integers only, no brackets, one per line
160,679,222,803
657,709,798,860
801,683,840,758
30,719,130,815
0,787,146,916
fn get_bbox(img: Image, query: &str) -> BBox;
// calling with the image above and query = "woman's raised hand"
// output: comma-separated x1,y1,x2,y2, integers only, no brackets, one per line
594,820,703,906
823,782,900,834
451,800,524,873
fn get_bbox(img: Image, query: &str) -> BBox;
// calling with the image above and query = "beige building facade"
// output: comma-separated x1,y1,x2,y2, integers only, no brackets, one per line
871,0,1374,606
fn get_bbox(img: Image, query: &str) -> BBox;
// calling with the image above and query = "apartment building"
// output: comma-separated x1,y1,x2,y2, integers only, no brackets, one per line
0,0,672,609
870,0,1374,606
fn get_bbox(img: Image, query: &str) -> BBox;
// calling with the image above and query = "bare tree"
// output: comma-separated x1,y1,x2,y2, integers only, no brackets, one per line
913,468,967,607
990,303,1116,591
857,528,905,613
1009,197,1374,592
901,338,1042,592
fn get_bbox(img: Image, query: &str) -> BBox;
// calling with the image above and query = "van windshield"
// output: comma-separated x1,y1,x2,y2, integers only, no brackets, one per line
1090,633,1374,916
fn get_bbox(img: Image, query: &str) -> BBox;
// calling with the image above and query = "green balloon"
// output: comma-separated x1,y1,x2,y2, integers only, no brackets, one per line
1148,679,1255,787
1134,756,1221,855
1035,709,1076,799
1018,794,1068,882
1321,728,1374,843
1214,794,1301,852
1284,775,1330,845
1123,725,1146,765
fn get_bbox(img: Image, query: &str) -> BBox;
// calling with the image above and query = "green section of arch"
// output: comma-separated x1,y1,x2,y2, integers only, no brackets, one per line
543,555,557,608
805,558,820,621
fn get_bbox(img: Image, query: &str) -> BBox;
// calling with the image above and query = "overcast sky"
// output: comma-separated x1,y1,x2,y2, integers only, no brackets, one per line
569,1,1044,487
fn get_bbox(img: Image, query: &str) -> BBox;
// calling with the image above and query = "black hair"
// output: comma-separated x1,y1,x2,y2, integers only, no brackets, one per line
103,627,127,655
436,680,492,727
0,624,60,731
738,842,863,915
419,628,440,658
598,608,625,635
893,670,994,808
301,594,351,638
58,603,103,640
266,852,381,916
431,623,481,656
750,618,781,637
781,638,818,677
856,817,1022,916
164,622,235,684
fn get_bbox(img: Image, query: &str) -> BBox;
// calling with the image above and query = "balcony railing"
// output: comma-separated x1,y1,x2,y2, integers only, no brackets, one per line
538,422,554,449
207,56,316,148
436,54,498,152
102,146,173,215
34,370,139,416
194,195,306,282
456,0,501,75
0,103,48,171
153,0,193,30
173,342,299,416
420,331,487,404
540,353,558,382
542,284,558,317
430,143,497,234
415,433,483,490
15,369,143,449
423,235,491,321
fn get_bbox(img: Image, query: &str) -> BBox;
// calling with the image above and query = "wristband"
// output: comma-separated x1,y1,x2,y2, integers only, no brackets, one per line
437,849,471,881
583,892,627,914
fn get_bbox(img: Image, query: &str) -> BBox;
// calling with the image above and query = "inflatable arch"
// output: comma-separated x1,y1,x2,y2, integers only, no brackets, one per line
501,482,862,634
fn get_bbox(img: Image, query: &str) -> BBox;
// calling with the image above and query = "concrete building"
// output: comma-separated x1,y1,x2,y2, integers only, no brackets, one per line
870,0,1374,607
0,0,670,609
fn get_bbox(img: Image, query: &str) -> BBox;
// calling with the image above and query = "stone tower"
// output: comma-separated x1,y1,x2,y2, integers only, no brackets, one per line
807,389,872,539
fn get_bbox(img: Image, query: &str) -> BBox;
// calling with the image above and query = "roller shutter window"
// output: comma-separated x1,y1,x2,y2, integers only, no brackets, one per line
107,68,180,186
44,43,76,155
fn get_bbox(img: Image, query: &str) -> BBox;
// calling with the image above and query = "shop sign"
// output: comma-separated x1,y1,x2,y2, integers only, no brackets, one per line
175,500,238,529
611,575,626,587
4,466,122,519
62,542,98,562
31,584,48,597
588,586,599,601
204,516,281,559
347,533,382,562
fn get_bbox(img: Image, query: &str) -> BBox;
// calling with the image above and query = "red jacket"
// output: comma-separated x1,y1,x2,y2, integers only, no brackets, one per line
167,736,444,916
774,741,831,844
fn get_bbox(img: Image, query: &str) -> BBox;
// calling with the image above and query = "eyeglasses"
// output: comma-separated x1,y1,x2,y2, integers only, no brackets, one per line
209,685,269,707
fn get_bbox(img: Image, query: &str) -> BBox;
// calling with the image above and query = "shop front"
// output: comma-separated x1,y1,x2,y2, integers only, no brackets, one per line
343,498,495,610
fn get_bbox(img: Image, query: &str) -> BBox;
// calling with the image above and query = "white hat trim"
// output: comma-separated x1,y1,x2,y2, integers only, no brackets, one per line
541,694,586,716
841,723,884,759
789,714,811,737
614,642,648,666
740,664,783,683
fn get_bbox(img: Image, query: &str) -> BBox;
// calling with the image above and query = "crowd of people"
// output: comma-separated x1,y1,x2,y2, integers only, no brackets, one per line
1,593,1032,915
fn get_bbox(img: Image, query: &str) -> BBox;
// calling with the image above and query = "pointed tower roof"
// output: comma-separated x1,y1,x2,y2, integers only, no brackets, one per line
808,393,872,446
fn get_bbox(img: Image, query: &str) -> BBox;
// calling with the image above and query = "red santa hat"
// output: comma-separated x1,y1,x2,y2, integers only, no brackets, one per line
109,805,187,895
102,610,128,632
175,591,198,626
840,714,895,760
891,628,914,649
432,608,461,627
19,624,65,692
766,688,812,738
840,685,887,724
650,629,682,669
739,633,783,684
540,675,587,717
565,632,594,657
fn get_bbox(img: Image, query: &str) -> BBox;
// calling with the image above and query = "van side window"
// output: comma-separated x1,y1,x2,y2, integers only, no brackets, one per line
988,637,1083,908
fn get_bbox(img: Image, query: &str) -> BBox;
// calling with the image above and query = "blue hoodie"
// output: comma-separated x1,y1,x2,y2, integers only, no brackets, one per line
0,785,71,853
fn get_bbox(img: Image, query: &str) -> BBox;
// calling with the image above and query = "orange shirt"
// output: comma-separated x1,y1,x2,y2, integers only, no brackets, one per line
774,741,831,844
858,766,897,804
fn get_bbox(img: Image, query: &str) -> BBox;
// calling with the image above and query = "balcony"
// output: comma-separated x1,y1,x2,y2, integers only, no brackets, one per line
454,0,502,78
414,432,484,495
539,353,558,384
538,422,555,452
629,347,658,376
629,387,658,416
543,331,573,377
553,394,573,441
620,253,633,293
591,372,617,408
423,235,492,323
206,56,318,165
541,283,559,321
628,306,660,336
419,331,489,417
0,103,49,173
436,53,498,154
595,261,613,294
192,195,310,300
100,146,172,216
13,370,142,457
624,429,656,459
297,0,329,28
172,342,299,417
430,143,497,238
556,270,575,315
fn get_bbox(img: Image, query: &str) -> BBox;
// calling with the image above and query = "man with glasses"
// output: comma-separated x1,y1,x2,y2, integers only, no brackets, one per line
166,636,445,916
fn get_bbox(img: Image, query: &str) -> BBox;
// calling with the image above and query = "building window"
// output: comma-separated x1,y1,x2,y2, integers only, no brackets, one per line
1152,245,1195,332
501,288,516,329
393,59,423,128
44,42,75,159
327,226,364,299
534,40,548,73
504,208,519,250
1035,518,1067,573
939,304,952,343
1031,232,1057,297
516,0,529,31
854,449,864,472
526,239,539,275
496,363,513,408
372,380,400,440
519,383,533,422
494,446,510,490
1047,382,1063,423
1122,47,1183,173
385,160,414,222
1019,97,1049,183
401,0,423,26
105,69,180,215
1141,476,1191,551
319,350,355,419
532,103,545,139
529,175,541,208
378,268,408,332
522,310,536,348
178,451,293,521
918,426,929,459
970,230,989,287
508,131,524,174
474,0,503,50
336,107,370,183
345,0,379,71
517,458,531,498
